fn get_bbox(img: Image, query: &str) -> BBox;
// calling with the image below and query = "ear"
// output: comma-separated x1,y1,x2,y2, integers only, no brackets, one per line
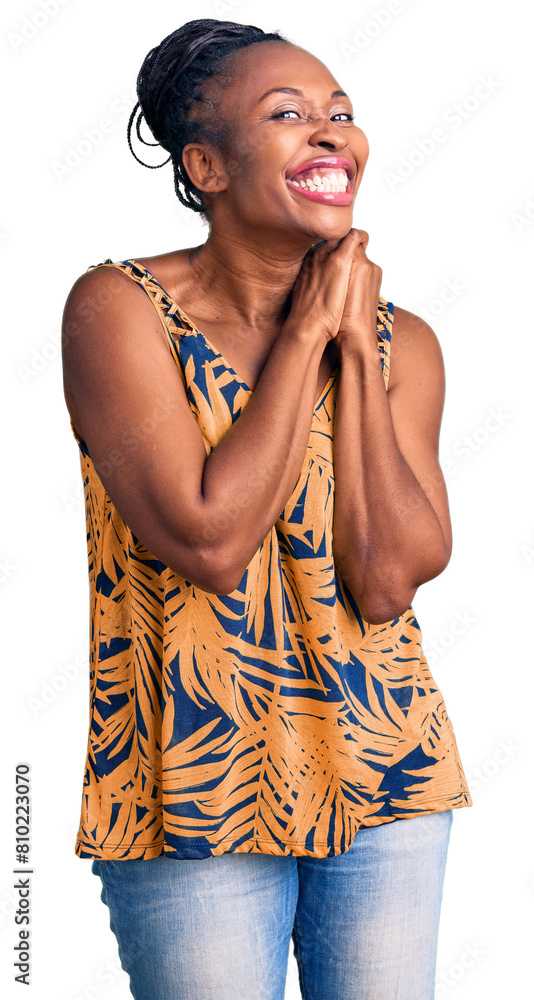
181,143,227,195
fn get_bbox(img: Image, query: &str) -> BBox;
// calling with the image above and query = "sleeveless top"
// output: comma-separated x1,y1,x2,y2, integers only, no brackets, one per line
69,257,472,860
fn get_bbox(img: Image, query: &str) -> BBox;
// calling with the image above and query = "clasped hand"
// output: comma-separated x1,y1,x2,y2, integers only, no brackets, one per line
288,228,382,353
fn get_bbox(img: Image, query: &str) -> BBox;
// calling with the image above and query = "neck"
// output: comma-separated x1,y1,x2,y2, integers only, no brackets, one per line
186,226,320,330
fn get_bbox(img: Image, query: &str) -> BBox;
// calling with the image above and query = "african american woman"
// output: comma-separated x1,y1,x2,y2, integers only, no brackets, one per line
62,17,472,1000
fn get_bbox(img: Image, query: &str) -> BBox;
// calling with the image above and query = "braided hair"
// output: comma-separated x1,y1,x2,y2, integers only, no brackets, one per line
127,19,291,222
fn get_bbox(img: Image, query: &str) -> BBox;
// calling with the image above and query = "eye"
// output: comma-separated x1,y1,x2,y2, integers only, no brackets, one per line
271,109,300,119
270,109,355,122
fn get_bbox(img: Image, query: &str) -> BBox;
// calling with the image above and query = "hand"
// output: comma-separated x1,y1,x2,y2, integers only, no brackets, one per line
286,229,363,343
335,228,382,354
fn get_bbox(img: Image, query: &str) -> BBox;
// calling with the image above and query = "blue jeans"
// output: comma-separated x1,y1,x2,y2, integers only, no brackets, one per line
91,809,453,1000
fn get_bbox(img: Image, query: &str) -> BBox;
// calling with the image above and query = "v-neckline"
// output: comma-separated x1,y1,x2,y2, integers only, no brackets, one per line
128,259,340,414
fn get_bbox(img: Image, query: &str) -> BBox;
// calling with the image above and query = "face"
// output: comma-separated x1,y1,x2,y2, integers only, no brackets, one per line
183,41,369,248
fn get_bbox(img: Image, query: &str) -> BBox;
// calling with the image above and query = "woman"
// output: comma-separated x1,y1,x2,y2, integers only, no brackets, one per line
62,17,472,1000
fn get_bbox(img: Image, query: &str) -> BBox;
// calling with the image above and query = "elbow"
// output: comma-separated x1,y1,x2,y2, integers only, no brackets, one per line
360,592,416,625
193,544,244,596
338,573,417,625
359,555,451,625
335,560,416,625
336,541,452,626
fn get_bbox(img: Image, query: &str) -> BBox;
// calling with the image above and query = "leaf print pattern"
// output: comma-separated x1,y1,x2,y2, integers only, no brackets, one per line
69,258,472,860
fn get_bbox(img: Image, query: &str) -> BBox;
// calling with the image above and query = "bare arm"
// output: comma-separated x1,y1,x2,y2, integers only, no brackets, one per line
62,265,329,595
332,306,452,624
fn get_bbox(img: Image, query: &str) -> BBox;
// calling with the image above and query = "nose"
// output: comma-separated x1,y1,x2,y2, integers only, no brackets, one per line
307,117,348,152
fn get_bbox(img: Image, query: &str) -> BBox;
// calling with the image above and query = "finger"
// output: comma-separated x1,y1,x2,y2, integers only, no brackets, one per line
305,238,343,266
332,228,369,255
356,229,369,250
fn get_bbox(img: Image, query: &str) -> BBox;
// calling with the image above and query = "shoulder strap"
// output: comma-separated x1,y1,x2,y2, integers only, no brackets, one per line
377,296,393,391
86,258,188,389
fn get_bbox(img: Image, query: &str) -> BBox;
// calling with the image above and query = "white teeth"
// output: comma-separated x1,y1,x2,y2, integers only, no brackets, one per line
288,166,350,194
328,170,346,190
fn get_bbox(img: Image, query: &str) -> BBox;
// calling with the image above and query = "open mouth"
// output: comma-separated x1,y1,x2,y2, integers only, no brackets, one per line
285,156,355,202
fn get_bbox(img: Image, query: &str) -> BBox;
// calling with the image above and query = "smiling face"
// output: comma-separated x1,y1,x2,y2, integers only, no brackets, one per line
182,40,370,247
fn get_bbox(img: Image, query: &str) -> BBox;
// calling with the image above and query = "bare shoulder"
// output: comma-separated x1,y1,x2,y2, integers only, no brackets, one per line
62,262,143,332
61,260,177,439
62,247,193,320
388,304,445,394
62,262,162,380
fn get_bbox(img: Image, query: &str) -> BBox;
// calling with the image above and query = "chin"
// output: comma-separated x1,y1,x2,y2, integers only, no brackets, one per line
309,214,354,243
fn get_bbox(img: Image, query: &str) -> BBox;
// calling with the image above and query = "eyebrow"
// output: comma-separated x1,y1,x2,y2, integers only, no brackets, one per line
257,87,349,103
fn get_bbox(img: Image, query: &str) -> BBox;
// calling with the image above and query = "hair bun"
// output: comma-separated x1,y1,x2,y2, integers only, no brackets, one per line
126,19,290,219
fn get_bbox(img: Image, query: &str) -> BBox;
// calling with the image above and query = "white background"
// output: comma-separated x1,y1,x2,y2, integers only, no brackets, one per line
1,0,533,997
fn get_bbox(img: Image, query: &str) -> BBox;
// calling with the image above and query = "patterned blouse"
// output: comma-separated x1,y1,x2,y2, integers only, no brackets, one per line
69,258,472,860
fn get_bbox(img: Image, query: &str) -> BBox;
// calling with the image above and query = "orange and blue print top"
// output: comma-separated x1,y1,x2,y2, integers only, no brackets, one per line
69,258,472,860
